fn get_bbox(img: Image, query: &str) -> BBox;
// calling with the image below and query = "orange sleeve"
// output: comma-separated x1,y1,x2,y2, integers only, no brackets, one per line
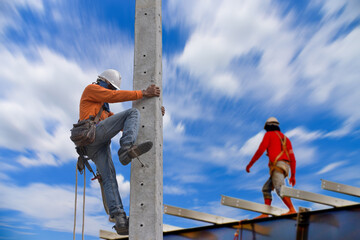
83,84,143,103
248,133,269,167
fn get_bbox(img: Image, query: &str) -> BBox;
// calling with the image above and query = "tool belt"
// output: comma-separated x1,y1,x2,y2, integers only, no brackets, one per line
70,107,103,147
269,132,290,177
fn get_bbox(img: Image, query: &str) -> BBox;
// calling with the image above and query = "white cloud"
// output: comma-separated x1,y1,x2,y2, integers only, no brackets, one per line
285,127,323,142
11,0,45,12
0,180,112,237
186,131,264,172
173,174,207,184
166,0,360,131
0,173,130,237
0,0,45,35
17,152,58,167
316,161,346,175
187,125,322,172
293,146,317,167
0,47,98,166
327,165,360,182
171,0,300,103
164,185,188,195
163,113,186,143
116,174,130,198
239,131,264,156
312,0,360,22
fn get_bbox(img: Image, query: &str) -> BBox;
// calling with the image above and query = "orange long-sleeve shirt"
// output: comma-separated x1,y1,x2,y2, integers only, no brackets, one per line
249,131,296,176
79,84,143,121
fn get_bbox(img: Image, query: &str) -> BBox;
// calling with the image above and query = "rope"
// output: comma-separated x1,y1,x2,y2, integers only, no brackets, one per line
82,170,86,240
73,164,86,240
73,164,78,240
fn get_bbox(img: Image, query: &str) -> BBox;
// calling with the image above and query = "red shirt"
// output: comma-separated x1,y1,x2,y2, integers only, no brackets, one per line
249,131,296,176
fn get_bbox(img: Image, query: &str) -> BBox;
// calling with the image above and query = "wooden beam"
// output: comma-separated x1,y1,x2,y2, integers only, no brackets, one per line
321,179,360,198
221,195,288,216
164,204,238,224
280,186,358,207
100,230,127,240
100,224,182,240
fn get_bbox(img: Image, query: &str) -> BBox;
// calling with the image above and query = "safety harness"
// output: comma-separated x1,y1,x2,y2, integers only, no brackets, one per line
269,132,290,177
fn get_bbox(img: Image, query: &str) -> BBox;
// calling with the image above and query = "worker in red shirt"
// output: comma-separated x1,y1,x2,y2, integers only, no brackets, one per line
246,117,296,218
79,69,163,235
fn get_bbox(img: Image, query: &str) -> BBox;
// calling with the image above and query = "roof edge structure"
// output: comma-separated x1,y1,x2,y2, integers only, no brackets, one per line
100,179,359,239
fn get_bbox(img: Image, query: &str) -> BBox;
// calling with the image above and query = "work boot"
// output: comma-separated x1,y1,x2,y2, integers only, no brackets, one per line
118,141,153,166
112,212,129,235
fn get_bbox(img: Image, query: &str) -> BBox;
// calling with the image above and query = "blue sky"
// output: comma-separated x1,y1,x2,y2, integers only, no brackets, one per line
0,0,359,239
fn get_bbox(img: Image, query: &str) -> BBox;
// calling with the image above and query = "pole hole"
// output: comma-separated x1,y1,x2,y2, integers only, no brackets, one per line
142,125,145,128
140,182,144,186
140,224,144,227
143,71,147,74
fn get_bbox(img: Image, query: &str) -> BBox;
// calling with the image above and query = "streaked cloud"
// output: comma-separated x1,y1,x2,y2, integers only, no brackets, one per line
317,161,346,175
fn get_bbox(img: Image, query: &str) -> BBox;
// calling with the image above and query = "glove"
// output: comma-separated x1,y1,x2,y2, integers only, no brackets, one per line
246,164,251,173
289,175,296,187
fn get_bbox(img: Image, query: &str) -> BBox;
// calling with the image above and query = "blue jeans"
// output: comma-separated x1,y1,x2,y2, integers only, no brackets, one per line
85,108,140,217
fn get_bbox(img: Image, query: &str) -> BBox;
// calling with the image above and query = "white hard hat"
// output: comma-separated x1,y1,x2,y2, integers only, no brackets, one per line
264,117,280,128
98,69,121,90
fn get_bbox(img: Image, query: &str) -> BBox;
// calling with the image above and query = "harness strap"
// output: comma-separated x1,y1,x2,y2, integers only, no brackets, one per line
269,132,290,176
93,106,104,123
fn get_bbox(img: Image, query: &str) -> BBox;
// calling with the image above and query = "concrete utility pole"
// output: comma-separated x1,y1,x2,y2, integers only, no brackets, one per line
130,0,163,239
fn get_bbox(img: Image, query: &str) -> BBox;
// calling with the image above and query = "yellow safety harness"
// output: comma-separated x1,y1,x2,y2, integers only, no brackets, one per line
269,132,290,177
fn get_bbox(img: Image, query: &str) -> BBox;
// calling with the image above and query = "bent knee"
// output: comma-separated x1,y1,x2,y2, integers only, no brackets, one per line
129,108,140,116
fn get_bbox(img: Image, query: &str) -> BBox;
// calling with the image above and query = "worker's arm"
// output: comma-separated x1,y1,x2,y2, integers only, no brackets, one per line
84,84,143,103
287,139,296,186
246,133,269,173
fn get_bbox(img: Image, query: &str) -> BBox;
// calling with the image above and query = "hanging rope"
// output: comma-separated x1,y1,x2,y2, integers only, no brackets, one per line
73,164,87,240
73,164,78,240
82,170,86,240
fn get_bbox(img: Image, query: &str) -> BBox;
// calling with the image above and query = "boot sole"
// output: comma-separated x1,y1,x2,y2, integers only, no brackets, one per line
118,141,153,166
113,225,129,235
128,141,153,158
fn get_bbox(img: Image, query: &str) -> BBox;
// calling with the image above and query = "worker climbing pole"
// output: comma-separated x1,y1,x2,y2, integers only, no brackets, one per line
130,0,163,239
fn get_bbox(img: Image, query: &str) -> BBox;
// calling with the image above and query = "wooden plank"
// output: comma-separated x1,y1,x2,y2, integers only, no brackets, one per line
100,229,127,240
321,179,360,198
281,186,357,207
100,224,183,240
221,195,288,216
164,204,238,224
163,224,183,232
